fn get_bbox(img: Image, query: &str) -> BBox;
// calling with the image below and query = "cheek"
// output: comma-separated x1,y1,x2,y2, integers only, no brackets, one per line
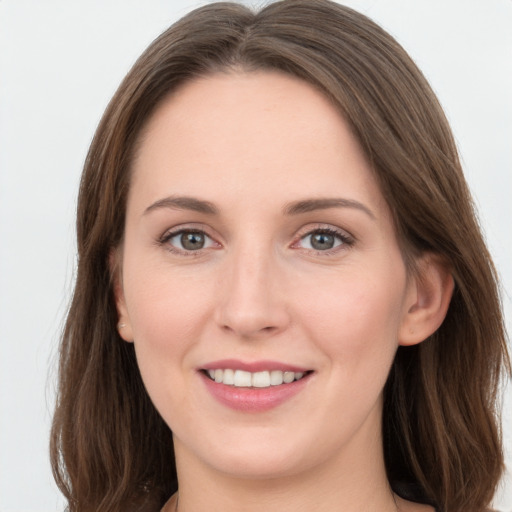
122,260,216,391
123,266,219,427
124,255,212,341
297,262,407,372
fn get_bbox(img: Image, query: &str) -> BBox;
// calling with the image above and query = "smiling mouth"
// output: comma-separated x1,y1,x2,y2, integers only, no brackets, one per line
203,369,312,388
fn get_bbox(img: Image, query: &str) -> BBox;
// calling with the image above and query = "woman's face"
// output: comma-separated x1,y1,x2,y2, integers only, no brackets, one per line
117,71,418,479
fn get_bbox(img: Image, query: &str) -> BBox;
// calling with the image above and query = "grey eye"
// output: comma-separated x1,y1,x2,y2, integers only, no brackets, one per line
180,232,205,250
165,230,216,252
310,232,336,250
298,230,346,251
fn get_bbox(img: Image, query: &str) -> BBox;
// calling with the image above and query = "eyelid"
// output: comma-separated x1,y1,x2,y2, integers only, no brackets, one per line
291,223,355,253
159,222,210,240
158,223,222,255
157,222,355,256
295,222,353,238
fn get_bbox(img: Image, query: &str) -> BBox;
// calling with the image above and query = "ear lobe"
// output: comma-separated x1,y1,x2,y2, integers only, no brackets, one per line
109,249,134,343
399,254,454,346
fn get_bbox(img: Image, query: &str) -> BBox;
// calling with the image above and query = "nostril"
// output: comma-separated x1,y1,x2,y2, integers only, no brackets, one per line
220,323,278,336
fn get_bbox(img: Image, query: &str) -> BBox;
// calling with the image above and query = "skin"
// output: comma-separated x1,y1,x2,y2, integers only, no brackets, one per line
115,71,452,512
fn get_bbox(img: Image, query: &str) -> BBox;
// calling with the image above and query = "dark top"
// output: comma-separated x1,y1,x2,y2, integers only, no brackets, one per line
393,481,440,511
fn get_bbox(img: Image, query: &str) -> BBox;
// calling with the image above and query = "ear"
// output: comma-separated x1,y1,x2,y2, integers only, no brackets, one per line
398,253,454,346
109,248,134,343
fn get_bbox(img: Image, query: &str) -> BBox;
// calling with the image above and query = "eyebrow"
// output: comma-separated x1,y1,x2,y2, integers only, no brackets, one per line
144,195,218,215
143,195,375,220
283,198,376,219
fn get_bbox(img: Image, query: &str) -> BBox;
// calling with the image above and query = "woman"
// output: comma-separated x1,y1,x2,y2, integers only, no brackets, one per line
50,1,510,511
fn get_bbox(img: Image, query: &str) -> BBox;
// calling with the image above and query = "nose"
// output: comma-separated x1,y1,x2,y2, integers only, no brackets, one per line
214,245,291,340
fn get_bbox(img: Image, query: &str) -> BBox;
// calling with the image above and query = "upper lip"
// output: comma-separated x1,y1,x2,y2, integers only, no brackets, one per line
200,359,311,373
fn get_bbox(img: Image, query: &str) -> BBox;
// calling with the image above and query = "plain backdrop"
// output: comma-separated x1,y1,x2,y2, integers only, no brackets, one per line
0,1,511,511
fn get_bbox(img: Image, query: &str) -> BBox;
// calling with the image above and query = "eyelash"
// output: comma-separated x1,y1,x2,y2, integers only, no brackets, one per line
293,226,355,255
158,226,218,256
157,225,355,256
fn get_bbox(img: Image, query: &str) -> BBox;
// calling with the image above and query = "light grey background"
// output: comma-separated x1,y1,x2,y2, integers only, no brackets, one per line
0,1,510,510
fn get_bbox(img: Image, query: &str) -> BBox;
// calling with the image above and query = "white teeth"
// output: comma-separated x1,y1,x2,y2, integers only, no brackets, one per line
223,368,234,385
252,371,270,388
205,369,308,388
270,370,284,386
283,371,295,384
234,370,252,387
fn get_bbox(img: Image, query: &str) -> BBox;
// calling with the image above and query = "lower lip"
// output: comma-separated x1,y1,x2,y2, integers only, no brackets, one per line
200,372,311,412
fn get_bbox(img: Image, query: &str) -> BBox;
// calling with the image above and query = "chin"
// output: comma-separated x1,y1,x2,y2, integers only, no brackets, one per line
176,423,323,481
207,450,309,481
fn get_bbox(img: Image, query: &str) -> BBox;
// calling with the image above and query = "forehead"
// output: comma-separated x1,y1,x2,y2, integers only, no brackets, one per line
129,70,387,216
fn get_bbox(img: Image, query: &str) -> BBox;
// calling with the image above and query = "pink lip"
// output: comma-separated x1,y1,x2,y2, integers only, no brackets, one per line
201,359,309,373
199,369,313,413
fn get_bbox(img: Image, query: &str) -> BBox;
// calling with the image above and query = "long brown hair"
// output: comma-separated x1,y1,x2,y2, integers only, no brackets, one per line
50,1,510,511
